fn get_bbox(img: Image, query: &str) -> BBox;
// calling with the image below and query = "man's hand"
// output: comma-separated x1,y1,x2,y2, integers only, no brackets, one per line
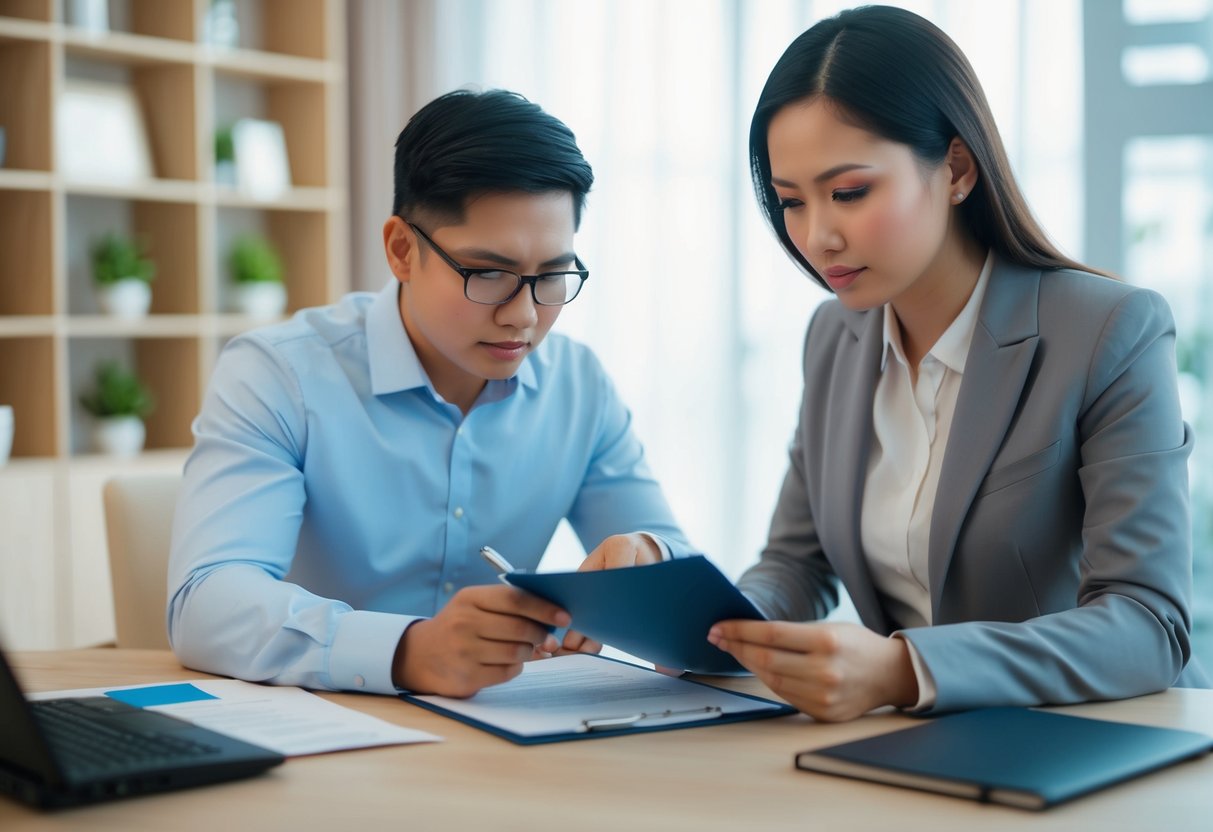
707,620,918,722
393,584,570,698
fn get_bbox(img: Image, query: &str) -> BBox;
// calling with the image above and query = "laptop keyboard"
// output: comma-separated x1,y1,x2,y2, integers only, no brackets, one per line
31,697,222,775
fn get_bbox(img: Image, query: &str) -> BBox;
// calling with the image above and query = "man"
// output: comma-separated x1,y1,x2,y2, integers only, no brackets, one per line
168,89,691,698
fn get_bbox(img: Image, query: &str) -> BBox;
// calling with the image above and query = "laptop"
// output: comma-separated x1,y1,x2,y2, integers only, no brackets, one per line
0,645,284,810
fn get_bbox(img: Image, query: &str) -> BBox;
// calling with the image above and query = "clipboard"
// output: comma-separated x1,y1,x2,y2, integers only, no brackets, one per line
399,654,796,745
504,555,765,674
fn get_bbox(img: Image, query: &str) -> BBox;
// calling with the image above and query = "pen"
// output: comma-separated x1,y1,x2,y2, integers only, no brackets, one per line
480,545,517,575
481,545,560,637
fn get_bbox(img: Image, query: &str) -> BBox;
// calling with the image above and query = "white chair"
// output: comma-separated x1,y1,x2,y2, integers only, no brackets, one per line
102,473,181,649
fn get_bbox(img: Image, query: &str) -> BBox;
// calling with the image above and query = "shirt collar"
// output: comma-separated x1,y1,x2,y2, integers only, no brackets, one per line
880,250,994,374
366,279,539,398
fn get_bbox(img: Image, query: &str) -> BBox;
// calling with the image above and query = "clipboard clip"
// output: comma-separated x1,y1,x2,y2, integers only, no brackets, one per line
579,705,724,733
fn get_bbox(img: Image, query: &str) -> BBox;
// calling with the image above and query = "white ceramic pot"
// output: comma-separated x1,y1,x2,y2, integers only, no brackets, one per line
92,415,145,457
97,278,152,319
231,281,287,320
0,404,13,466
215,159,237,186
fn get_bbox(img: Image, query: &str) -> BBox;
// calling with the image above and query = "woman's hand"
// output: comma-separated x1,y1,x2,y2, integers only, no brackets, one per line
707,620,919,722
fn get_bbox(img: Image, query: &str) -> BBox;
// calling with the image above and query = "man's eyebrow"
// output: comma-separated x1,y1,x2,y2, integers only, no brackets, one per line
770,163,873,189
449,247,578,269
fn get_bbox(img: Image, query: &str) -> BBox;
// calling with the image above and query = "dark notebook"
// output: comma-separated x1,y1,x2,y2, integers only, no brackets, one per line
0,645,283,810
794,707,1213,810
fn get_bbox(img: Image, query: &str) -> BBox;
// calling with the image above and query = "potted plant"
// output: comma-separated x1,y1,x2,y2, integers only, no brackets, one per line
91,232,156,318
228,233,287,320
214,125,236,186
79,361,155,457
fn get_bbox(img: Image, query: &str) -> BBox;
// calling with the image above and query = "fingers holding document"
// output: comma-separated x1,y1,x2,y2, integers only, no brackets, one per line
393,584,571,698
707,620,918,723
579,532,664,571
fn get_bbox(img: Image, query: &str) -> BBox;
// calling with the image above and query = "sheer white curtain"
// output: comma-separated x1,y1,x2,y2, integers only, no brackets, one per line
346,0,1083,577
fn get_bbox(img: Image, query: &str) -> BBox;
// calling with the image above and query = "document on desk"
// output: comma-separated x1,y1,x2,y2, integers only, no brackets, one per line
401,653,796,745
505,555,766,674
31,679,442,756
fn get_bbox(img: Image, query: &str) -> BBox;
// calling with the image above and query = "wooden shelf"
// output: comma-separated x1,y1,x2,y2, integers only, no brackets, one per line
209,47,336,82
62,28,197,65
0,169,54,190
63,178,202,202
0,0,348,650
64,315,208,338
214,184,340,211
0,0,348,457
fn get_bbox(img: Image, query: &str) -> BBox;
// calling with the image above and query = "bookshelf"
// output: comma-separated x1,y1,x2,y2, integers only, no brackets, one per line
0,0,348,648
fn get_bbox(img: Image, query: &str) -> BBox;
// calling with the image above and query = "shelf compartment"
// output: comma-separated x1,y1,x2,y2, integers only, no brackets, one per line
136,336,199,449
62,0,195,42
0,335,57,457
212,0,329,60
129,0,196,42
216,206,328,314
0,188,52,315
0,0,51,23
66,195,201,315
213,72,330,188
62,54,198,181
68,335,199,454
0,35,51,171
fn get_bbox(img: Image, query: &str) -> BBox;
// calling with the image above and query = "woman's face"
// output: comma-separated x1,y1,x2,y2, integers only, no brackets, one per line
767,98,963,311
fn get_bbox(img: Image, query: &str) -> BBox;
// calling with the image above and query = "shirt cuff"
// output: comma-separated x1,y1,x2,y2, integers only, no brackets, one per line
892,632,938,712
637,531,673,561
328,609,420,695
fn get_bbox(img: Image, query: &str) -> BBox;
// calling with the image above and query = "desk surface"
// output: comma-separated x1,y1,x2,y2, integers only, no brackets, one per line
4,650,1213,831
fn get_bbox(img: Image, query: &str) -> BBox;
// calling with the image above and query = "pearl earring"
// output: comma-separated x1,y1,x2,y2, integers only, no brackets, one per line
953,192,965,203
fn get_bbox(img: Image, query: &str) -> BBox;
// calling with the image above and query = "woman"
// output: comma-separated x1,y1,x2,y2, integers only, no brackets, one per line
707,5,1206,721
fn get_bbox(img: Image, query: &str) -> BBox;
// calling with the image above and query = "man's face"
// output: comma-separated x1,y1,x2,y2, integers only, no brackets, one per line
386,191,577,411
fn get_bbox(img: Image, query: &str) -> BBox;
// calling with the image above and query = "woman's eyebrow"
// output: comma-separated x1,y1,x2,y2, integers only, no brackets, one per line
771,163,872,189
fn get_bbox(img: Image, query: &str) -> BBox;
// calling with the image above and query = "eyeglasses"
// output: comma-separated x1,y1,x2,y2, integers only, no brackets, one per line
407,222,589,306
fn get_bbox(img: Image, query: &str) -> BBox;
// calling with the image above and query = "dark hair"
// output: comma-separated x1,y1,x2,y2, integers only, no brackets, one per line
392,88,593,230
750,5,1090,289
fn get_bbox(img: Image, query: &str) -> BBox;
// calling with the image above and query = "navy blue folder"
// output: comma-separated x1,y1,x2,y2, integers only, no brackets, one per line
794,707,1213,809
504,555,765,674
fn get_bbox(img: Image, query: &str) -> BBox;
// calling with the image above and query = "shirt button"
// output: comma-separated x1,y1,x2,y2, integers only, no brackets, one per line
453,506,464,519
353,675,366,688
443,582,455,594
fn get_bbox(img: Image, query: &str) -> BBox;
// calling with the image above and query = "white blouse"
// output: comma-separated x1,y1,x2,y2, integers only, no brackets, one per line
860,251,992,705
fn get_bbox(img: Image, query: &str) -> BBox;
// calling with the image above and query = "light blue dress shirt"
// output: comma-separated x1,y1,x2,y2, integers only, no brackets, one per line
167,280,690,695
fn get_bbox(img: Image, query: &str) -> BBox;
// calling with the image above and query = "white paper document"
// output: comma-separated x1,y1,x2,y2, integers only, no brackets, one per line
406,654,790,740
31,679,441,756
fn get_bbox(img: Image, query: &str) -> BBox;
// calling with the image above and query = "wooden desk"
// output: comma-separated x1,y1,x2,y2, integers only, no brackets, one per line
4,650,1212,830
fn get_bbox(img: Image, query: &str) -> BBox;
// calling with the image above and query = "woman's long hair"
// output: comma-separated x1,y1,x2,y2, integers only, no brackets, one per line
750,5,1092,290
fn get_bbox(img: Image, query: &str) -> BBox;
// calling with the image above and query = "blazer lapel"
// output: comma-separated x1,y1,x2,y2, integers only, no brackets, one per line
826,306,891,633
928,259,1041,614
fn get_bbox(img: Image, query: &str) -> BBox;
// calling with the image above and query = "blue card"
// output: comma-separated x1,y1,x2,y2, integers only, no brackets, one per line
105,683,218,708
506,555,765,674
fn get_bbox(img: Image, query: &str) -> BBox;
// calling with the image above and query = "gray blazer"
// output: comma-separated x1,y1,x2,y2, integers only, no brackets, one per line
738,256,1206,712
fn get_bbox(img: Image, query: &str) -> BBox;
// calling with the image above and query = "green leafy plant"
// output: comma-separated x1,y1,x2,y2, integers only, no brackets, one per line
214,125,235,163
229,234,284,284
90,233,156,286
78,361,155,419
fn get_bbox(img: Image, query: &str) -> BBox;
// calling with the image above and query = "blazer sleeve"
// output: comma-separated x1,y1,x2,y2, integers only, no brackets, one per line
902,287,1198,712
736,321,840,621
